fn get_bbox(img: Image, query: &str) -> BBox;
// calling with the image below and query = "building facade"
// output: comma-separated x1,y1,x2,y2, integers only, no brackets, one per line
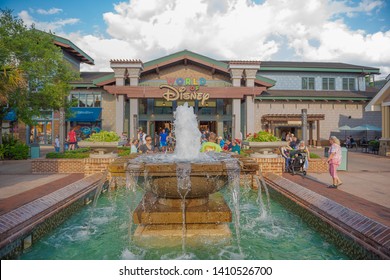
70,50,381,145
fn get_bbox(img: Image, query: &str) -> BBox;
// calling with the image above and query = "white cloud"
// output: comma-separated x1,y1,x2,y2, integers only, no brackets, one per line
18,10,79,32
17,0,390,78
36,8,63,15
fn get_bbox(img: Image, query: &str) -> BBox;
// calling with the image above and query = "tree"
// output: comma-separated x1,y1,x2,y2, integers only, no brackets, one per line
0,9,79,145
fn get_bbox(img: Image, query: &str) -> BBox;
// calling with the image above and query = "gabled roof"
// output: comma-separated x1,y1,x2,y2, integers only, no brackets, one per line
70,72,113,88
365,78,390,111
54,34,94,65
259,61,380,74
142,50,275,87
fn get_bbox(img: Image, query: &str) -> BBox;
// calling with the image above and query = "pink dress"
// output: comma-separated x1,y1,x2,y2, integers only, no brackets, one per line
329,143,342,165
329,143,342,178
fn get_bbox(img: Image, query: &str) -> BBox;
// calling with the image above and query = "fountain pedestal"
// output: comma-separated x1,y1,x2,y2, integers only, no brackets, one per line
132,192,232,246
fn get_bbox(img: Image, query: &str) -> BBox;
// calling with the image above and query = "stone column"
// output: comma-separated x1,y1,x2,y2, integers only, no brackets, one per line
244,68,259,136
228,65,243,140
232,99,241,140
316,120,321,146
301,109,307,144
217,120,223,138
115,95,124,135
110,59,143,138
379,106,390,156
309,122,313,145
229,68,243,87
130,99,139,139
128,68,142,86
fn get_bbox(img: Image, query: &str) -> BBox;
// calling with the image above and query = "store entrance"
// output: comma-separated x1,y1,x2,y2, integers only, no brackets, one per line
199,121,217,133
154,121,172,134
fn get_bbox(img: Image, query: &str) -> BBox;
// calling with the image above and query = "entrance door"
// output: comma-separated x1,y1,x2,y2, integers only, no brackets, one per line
30,121,52,144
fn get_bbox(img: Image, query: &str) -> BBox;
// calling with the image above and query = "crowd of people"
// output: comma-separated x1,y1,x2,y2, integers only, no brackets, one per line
117,127,242,155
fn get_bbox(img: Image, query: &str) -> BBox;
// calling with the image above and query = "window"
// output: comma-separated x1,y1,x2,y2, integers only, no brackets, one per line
302,77,315,90
69,92,102,107
322,78,335,90
342,78,355,90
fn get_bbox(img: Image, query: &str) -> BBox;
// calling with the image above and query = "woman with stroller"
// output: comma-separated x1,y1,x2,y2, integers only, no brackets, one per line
281,141,293,172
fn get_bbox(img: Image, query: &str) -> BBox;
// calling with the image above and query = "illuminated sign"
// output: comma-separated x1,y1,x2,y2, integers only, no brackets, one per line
160,84,210,106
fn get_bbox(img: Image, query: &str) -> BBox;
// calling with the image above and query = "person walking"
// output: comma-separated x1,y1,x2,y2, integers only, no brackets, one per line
326,136,343,188
54,135,60,152
67,127,77,150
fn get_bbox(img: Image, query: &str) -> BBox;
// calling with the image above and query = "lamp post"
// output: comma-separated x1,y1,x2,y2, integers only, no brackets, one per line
59,107,65,153
301,109,307,144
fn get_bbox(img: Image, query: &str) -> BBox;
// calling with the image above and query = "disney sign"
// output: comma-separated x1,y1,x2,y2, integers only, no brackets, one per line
160,84,210,106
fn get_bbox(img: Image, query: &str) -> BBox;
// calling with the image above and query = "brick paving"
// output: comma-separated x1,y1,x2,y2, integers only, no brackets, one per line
0,173,103,255
283,173,390,227
0,174,84,215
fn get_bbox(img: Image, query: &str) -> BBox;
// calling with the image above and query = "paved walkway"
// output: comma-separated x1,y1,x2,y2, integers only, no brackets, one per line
308,148,390,208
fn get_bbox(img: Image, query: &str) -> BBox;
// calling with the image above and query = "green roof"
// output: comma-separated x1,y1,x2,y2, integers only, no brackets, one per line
144,50,228,69
92,73,114,85
256,74,276,86
54,34,94,65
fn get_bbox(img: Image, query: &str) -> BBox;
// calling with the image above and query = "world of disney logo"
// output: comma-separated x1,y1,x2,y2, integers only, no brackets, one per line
160,77,209,105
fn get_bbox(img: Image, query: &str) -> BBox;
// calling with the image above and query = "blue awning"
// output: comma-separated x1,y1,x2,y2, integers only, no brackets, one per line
3,109,16,121
68,108,102,122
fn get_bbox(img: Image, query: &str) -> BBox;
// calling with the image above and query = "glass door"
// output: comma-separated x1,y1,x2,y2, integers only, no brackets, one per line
29,121,52,144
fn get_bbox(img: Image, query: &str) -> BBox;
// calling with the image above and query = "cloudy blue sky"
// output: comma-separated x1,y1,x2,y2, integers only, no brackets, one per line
2,0,390,78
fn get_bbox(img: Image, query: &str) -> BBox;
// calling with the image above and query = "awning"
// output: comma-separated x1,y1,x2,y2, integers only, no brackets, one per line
68,108,102,122
3,109,16,121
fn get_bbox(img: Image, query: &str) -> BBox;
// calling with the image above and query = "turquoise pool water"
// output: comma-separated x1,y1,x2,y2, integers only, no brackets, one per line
20,186,349,260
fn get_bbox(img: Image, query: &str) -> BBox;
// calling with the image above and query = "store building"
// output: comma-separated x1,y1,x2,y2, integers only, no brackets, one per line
72,50,381,145
366,75,390,155
17,35,95,145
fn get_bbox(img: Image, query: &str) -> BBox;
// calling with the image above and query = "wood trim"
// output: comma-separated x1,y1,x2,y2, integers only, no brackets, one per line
103,85,267,99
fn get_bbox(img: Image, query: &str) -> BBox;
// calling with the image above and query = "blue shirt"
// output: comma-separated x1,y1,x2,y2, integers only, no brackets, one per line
160,132,167,142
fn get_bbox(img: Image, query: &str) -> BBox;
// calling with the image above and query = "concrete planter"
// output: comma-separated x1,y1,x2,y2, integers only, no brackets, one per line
78,141,120,158
78,141,119,153
242,141,285,158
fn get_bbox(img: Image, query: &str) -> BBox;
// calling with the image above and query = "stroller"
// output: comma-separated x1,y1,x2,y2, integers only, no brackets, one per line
287,151,307,176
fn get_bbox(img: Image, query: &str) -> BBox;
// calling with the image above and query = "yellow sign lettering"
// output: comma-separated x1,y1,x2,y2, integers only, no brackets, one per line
160,84,210,105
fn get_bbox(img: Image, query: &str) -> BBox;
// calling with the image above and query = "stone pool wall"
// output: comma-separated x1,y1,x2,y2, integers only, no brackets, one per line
32,158,116,175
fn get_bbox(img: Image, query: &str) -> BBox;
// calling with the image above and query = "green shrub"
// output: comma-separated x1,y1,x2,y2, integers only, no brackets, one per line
0,135,29,160
309,152,321,159
9,143,29,159
369,140,379,148
85,131,120,142
246,131,280,142
46,151,90,159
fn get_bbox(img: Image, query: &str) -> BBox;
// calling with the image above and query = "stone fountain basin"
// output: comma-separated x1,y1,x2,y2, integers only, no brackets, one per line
127,162,235,199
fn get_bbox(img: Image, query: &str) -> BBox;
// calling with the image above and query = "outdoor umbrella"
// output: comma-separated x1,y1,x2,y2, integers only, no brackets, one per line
351,124,382,140
338,125,351,139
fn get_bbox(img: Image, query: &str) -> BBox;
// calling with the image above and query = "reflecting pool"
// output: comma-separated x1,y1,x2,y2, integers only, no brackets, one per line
20,186,349,260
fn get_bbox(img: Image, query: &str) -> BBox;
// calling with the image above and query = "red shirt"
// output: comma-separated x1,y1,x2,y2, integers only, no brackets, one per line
68,130,76,142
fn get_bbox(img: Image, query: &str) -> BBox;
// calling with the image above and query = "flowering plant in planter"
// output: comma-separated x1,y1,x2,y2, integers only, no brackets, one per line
78,131,120,156
246,131,280,142
243,131,284,158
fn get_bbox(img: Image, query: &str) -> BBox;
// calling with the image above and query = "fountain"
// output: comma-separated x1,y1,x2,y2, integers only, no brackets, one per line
119,102,258,246
18,103,354,258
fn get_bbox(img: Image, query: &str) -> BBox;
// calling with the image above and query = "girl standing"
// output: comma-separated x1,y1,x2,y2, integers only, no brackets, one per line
326,136,343,188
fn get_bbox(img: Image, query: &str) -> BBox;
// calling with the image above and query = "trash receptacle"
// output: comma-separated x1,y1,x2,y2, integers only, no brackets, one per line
30,143,40,159
324,147,329,158
338,147,348,171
